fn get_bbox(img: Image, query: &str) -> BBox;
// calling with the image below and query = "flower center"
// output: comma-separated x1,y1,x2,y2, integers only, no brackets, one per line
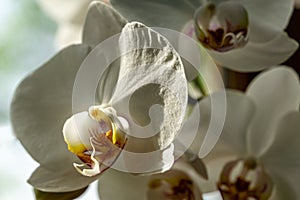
147,169,202,200
63,106,127,176
193,2,249,52
218,157,273,200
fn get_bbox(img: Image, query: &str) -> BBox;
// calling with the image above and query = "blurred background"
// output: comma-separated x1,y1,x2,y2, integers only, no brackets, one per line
0,0,299,199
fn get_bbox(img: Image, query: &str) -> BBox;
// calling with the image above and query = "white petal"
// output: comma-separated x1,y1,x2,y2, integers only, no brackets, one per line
111,22,188,149
70,43,121,110
246,67,300,156
193,90,254,158
268,171,299,200
98,159,204,200
174,102,201,157
260,112,300,200
82,1,127,47
211,91,254,154
10,45,91,171
217,91,254,154
209,33,298,72
179,91,254,192
182,92,227,158
111,143,174,174
96,59,121,104
110,0,199,31
28,166,99,192
238,0,294,42
98,169,149,200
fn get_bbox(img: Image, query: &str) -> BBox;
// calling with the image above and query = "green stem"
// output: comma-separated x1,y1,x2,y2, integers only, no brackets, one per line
193,74,210,97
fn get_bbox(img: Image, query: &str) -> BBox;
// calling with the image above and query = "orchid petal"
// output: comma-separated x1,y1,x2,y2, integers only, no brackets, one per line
98,169,149,200
112,143,174,174
182,91,254,192
195,90,254,158
70,45,121,109
111,22,188,149
246,67,300,156
110,0,199,31
34,187,87,200
82,1,127,47
209,33,298,72
98,159,204,200
213,90,254,154
96,59,120,105
260,112,300,200
178,90,227,158
237,0,294,42
10,45,91,172
28,166,99,192
267,171,299,200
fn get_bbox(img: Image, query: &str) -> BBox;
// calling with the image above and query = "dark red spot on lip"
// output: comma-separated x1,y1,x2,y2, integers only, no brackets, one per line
172,179,195,200
77,151,93,167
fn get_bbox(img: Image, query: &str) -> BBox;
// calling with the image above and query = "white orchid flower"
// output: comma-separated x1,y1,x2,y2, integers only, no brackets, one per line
110,0,298,72
10,2,188,193
195,67,300,199
97,157,207,200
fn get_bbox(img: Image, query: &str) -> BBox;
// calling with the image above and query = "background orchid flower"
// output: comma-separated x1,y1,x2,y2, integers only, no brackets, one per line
37,0,93,48
194,66,300,199
10,1,188,195
110,0,298,72
38,0,110,48
97,157,207,200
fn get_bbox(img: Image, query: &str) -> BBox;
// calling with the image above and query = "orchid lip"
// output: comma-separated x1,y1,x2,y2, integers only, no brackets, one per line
218,157,274,200
147,169,203,200
193,2,249,52
63,106,127,177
